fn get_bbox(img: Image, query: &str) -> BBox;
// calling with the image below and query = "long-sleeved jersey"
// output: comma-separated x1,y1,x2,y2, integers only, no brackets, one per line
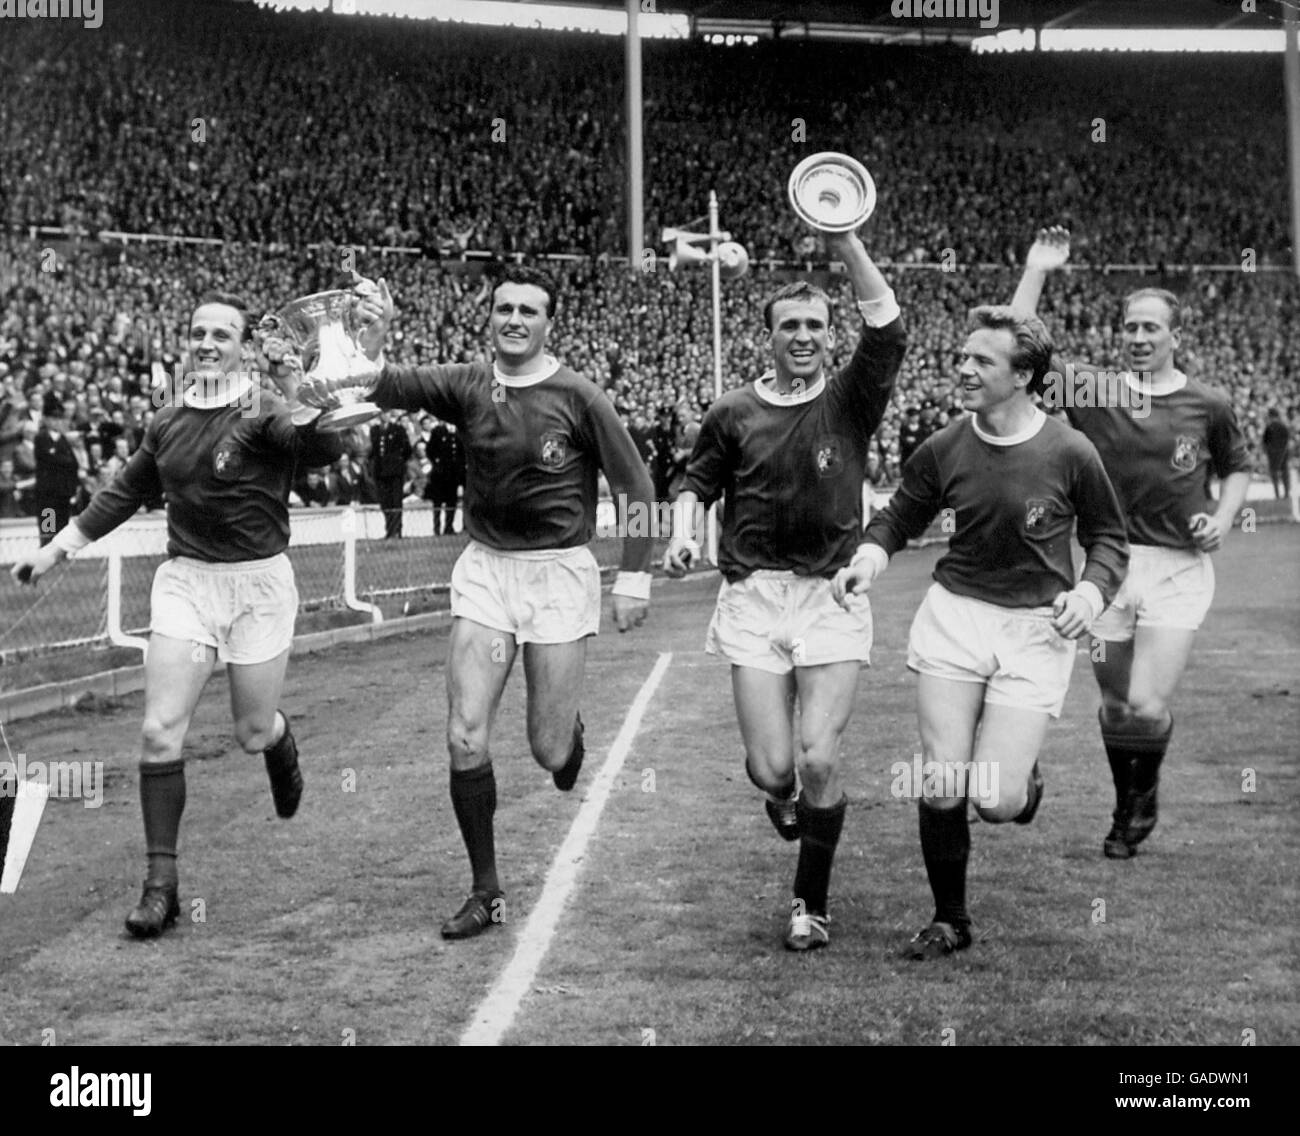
75,390,342,562
1060,369,1250,550
864,411,1129,609
372,357,654,573
682,316,907,583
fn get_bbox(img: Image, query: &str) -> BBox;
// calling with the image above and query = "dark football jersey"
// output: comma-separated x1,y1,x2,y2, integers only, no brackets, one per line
75,393,342,561
372,358,654,573
1062,371,1250,549
682,318,907,582
864,412,1129,609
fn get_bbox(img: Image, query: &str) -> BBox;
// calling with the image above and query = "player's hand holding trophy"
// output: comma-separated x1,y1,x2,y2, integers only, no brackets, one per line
254,273,393,430
787,151,877,237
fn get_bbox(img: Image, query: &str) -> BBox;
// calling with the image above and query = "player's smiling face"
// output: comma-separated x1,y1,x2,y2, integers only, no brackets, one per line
956,327,1028,413
1123,297,1180,377
491,283,552,369
768,298,835,389
187,303,247,380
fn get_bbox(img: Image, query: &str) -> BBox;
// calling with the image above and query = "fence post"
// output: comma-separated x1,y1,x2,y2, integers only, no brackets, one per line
105,548,148,655
341,507,382,623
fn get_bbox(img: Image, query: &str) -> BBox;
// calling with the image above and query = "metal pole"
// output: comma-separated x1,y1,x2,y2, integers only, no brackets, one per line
626,0,644,264
707,190,723,564
709,191,722,401
1286,6,1300,277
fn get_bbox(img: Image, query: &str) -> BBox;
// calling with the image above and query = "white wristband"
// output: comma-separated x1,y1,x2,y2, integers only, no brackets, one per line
1074,581,1105,621
849,542,889,574
613,571,652,601
857,289,902,329
52,522,92,555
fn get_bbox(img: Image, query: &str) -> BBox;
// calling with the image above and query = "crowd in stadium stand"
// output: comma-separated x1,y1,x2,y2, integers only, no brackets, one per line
0,0,1295,525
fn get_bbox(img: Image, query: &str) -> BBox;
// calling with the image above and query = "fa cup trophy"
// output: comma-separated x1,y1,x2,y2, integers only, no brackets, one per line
787,152,877,232
256,288,382,431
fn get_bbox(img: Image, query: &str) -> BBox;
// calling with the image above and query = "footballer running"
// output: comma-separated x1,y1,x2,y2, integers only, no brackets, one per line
1012,227,1252,860
12,293,341,938
345,266,655,940
665,226,906,952
834,304,1129,959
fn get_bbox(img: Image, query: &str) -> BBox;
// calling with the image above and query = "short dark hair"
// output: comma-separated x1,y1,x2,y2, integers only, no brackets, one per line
194,291,253,341
967,305,1055,396
1123,287,1182,331
491,266,559,319
762,281,832,331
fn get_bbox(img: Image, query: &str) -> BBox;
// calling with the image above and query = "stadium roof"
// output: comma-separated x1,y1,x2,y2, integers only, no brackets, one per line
510,0,1289,42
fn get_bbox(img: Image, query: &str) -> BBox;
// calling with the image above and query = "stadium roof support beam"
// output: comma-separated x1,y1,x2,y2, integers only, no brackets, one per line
626,0,645,267
1287,4,1300,277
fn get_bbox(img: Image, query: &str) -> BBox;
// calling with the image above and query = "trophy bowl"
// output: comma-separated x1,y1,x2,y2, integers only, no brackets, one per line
260,290,382,431
787,152,877,233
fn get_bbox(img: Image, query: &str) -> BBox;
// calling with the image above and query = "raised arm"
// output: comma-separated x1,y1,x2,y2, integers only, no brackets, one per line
824,229,907,438
1011,226,1071,315
825,230,895,310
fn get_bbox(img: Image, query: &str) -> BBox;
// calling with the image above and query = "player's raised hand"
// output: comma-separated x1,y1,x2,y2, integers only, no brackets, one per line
663,536,700,578
1025,226,1071,272
823,228,865,261
1051,589,1093,640
11,543,64,586
612,594,648,633
256,333,303,386
1188,512,1226,552
351,272,394,360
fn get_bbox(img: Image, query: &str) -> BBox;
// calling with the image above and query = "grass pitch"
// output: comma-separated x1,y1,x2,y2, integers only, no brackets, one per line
0,528,1294,1046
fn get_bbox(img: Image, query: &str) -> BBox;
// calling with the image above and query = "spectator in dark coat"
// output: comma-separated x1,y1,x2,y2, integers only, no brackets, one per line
370,409,412,538
424,419,465,535
34,395,81,545
1263,408,1291,499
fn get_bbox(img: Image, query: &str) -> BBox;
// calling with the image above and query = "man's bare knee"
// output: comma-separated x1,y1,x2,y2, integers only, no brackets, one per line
141,717,184,762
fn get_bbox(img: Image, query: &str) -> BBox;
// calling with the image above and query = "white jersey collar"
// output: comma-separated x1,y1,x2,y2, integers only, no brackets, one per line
182,372,257,409
1125,368,1187,398
972,407,1047,447
754,369,826,406
494,355,561,388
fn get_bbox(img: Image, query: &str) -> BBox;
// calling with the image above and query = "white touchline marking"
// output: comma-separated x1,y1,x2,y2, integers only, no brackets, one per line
459,651,673,1047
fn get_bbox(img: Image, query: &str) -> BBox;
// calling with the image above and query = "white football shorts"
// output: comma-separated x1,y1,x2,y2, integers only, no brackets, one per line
1091,544,1215,641
150,554,298,665
706,571,873,676
450,539,601,645
907,582,1077,718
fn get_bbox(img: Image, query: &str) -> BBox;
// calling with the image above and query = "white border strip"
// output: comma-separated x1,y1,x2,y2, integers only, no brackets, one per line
0,779,51,894
459,651,673,1046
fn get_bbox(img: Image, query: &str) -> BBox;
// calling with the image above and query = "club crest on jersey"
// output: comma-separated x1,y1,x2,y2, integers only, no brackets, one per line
814,436,844,478
212,442,244,480
1025,498,1051,533
540,432,567,469
1171,434,1200,473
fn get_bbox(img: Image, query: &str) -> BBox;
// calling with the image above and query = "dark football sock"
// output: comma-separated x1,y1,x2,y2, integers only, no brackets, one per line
919,802,970,928
1099,710,1135,814
792,795,846,917
141,759,186,886
1101,713,1173,800
552,714,584,792
1130,716,1173,793
451,764,499,894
